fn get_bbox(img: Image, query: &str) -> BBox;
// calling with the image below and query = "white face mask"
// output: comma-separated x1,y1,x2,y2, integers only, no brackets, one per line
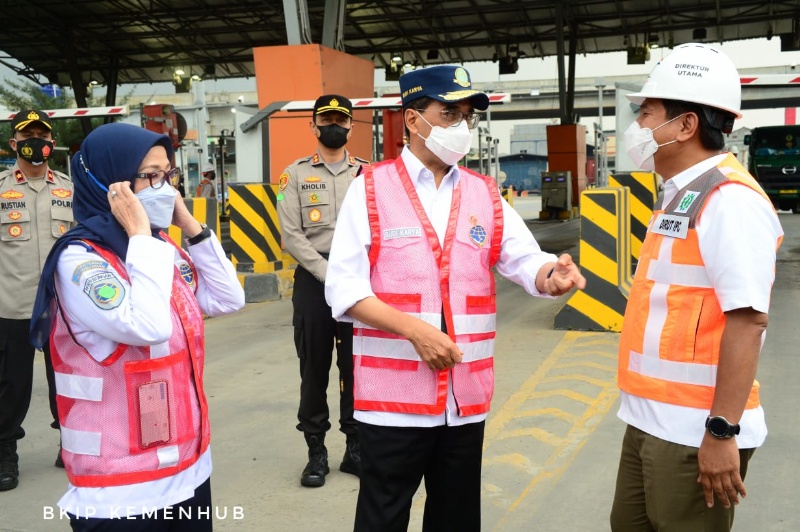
623,113,685,171
415,110,473,166
136,184,177,229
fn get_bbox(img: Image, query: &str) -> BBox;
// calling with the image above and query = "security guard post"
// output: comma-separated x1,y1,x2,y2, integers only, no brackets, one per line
0,110,73,491
197,163,217,198
277,95,368,487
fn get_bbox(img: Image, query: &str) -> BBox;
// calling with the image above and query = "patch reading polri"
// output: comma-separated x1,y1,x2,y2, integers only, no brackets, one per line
83,271,126,310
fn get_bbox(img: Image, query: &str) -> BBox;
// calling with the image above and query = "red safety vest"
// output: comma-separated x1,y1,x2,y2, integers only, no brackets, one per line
51,236,210,487
353,158,503,416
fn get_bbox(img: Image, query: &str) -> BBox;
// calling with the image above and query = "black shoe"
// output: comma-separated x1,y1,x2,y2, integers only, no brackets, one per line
0,443,19,492
55,447,64,469
340,437,361,478
300,434,329,488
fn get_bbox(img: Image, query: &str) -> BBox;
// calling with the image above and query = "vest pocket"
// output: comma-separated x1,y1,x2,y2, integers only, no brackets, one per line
123,351,194,454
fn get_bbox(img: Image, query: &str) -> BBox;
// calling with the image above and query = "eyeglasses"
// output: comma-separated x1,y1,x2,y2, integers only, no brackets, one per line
135,168,181,189
420,109,482,129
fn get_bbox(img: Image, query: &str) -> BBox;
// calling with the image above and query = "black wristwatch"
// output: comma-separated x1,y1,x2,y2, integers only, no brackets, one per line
705,416,740,439
186,223,211,246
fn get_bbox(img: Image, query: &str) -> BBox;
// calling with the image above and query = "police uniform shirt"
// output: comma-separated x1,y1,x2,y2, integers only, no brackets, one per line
324,145,558,429
277,150,368,282
0,163,74,319
617,153,784,450
53,232,244,517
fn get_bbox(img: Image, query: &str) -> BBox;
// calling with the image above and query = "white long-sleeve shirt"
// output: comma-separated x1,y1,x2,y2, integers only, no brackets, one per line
325,146,557,428
54,231,244,518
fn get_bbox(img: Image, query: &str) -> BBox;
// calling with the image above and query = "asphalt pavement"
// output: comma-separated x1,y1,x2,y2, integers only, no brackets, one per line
1,197,798,531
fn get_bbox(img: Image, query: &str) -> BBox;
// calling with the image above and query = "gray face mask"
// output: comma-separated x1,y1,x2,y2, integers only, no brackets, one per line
135,184,177,229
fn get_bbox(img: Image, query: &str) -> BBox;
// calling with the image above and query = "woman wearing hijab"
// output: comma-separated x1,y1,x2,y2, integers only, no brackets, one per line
30,122,245,530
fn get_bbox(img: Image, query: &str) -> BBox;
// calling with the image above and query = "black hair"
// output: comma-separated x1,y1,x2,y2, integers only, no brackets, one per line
403,97,436,139
661,99,733,151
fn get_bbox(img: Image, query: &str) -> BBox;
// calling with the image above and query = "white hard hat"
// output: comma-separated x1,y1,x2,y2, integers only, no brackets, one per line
202,163,215,174
626,43,742,118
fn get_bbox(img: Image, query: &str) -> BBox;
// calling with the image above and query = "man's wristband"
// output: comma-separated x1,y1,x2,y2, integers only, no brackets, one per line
186,224,211,246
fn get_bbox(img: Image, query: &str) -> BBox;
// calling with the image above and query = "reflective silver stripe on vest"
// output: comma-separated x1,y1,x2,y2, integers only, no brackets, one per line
646,258,712,288
452,313,496,334
55,372,103,401
628,349,717,387
61,426,102,456
157,445,180,469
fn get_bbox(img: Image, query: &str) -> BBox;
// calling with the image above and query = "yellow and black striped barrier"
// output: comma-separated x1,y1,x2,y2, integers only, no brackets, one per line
227,184,284,273
167,197,220,245
608,172,659,268
501,186,514,207
554,187,633,332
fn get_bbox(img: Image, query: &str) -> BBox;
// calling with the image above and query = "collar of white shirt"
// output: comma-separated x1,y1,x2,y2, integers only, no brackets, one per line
662,152,727,207
400,145,460,189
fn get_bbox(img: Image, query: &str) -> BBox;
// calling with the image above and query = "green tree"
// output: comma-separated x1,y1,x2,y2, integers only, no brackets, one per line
0,79,134,173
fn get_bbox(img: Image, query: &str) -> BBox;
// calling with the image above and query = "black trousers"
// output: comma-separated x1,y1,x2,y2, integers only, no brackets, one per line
292,265,355,437
69,477,213,531
354,421,485,532
0,318,59,445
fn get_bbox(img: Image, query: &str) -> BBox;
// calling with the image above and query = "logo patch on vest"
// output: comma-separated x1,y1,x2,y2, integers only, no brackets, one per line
308,192,320,204
279,173,289,191
7,224,22,237
8,211,21,220
468,215,487,247
383,227,422,240
178,260,196,289
71,260,109,284
651,213,689,239
51,188,72,199
675,190,700,213
308,208,322,223
83,272,126,310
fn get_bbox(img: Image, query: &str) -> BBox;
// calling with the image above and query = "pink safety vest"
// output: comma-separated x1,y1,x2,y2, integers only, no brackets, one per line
51,235,210,488
354,158,503,416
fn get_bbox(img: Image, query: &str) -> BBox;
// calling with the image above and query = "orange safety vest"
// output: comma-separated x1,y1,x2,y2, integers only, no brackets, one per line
196,178,216,198
352,158,504,416
51,236,210,487
618,154,780,410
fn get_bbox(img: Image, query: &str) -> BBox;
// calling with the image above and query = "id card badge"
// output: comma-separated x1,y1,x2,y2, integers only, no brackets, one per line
137,380,171,448
651,213,690,239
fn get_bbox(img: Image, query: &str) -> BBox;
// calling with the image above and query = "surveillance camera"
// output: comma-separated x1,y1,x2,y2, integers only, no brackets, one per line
791,63,797,70
237,95,244,103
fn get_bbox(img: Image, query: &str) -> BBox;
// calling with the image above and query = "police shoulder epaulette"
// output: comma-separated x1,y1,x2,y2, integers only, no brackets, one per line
0,168,11,182
352,156,370,164
292,155,315,166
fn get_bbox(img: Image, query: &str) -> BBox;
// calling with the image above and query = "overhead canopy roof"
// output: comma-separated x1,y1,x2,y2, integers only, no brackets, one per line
0,1,797,87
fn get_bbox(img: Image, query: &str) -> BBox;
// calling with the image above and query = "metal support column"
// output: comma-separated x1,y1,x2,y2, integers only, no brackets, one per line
322,0,346,50
283,0,313,45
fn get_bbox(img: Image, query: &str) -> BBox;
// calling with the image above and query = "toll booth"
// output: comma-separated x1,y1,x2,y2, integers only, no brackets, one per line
539,171,573,220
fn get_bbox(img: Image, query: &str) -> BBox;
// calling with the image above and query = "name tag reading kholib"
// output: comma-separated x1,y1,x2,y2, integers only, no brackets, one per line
383,227,422,240
651,213,689,239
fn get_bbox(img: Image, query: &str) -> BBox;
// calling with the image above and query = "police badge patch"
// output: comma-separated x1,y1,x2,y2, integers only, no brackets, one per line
279,173,289,191
468,215,486,247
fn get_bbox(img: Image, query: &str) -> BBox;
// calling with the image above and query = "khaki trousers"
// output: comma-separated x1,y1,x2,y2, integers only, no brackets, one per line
610,424,755,532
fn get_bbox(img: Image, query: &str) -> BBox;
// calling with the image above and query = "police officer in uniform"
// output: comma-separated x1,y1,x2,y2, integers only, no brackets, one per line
277,95,368,487
0,110,73,491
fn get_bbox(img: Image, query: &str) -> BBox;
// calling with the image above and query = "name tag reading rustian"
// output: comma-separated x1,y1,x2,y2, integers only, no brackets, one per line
651,213,689,239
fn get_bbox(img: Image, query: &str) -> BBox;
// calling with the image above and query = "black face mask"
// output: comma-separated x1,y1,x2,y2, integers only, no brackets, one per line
16,137,54,166
317,124,350,149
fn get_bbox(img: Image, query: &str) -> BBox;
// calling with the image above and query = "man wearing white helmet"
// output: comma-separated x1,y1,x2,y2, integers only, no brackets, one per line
611,43,784,530
197,163,216,198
